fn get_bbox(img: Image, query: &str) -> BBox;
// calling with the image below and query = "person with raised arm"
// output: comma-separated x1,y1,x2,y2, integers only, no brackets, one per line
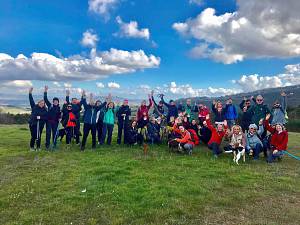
239,96,253,132
193,103,210,126
205,114,228,158
80,91,108,151
271,92,288,125
28,87,48,151
211,100,226,125
136,93,153,128
44,85,61,150
224,97,238,129
66,89,82,145
264,113,288,163
151,90,165,119
160,94,178,122
100,95,115,145
245,119,265,160
116,99,131,145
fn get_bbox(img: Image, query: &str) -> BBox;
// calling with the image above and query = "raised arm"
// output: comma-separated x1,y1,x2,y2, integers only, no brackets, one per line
29,87,35,109
80,90,88,109
281,92,287,112
43,85,51,107
264,114,275,133
66,89,70,104
205,114,214,131
161,95,170,108
239,98,246,110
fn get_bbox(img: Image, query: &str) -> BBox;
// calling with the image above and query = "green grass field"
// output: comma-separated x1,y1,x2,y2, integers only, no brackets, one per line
0,125,299,225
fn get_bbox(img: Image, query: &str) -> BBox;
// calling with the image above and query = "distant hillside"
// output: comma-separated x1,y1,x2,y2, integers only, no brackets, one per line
176,85,300,108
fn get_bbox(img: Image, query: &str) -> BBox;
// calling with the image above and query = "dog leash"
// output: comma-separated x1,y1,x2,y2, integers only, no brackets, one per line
282,151,300,161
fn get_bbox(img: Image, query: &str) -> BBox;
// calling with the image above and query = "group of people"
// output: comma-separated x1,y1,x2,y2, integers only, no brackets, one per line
28,86,289,163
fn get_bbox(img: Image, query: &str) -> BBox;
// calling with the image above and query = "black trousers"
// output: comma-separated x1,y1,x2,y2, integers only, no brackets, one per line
74,121,80,144
29,122,45,149
65,126,75,145
97,120,103,143
81,123,97,149
45,122,59,148
100,123,114,145
117,120,129,144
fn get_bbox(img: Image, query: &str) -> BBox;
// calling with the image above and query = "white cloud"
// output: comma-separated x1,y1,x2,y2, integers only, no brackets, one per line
108,82,120,89
53,81,61,87
81,29,99,48
64,83,72,88
233,63,300,92
115,16,150,40
0,49,160,82
88,0,119,21
96,82,105,88
0,80,33,88
173,0,300,63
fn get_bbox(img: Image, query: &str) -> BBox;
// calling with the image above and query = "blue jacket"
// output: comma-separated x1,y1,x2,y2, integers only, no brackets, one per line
225,104,238,120
81,97,106,124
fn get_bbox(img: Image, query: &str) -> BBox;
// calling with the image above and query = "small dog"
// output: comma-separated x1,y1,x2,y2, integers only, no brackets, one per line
233,146,246,165
168,139,179,153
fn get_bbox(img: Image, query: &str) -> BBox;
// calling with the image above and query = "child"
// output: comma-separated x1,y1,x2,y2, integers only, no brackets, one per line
264,114,288,163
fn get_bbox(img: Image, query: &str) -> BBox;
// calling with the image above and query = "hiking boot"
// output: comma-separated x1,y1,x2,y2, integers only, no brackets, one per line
29,148,35,152
249,149,253,156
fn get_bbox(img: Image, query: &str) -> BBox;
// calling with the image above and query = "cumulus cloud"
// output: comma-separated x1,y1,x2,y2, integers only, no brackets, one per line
115,16,150,40
0,49,160,82
108,82,120,89
173,0,300,63
96,82,105,88
88,0,119,21
81,30,99,48
233,63,300,92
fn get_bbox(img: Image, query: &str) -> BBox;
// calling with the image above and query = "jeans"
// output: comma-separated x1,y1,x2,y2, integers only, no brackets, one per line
96,120,103,143
81,123,97,149
246,143,263,159
267,150,284,163
45,122,59,148
208,142,222,156
100,123,114,145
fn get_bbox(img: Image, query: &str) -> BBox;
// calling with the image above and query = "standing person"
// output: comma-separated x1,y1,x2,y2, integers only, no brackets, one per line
205,114,228,158
136,95,153,128
194,104,210,126
211,100,226,124
61,103,77,148
160,94,178,122
28,87,48,151
224,98,238,129
248,95,271,126
182,99,194,121
80,91,108,151
44,85,61,150
66,90,82,145
100,100,115,145
264,114,288,163
239,97,253,132
151,91,165,119
96,100,105,145
271,92,287,125
116,99,131,144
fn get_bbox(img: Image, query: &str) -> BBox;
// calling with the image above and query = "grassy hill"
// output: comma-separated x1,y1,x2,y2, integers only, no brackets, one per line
0,125,299,225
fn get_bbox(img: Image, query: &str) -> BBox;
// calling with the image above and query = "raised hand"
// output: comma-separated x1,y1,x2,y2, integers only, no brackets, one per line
82,90,86,96
44,85,48,92
259,118,264,125
212,100,216,105
243,96,247,101
223,120,228,127
281,91,287,97
266,113,271,121
66,89,70,96
29,87,33,93
151,90,154,96
205,114,210,120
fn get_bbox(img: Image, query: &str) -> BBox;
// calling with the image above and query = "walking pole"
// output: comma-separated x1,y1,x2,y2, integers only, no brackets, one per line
36,117,40,151
123,114,126,144
52,123,60,150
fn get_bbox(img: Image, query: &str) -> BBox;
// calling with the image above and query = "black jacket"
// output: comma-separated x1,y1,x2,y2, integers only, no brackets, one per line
116,105,131,123
44,92,61,124
161,97,178,120
28,93,48,126
66,96,82,120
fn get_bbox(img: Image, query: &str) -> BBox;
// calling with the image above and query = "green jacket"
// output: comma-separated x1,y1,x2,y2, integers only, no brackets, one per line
248,104,270,125
103,108,115,125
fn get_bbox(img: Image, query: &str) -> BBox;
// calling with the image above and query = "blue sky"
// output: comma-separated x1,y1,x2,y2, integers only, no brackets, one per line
0,0,300,100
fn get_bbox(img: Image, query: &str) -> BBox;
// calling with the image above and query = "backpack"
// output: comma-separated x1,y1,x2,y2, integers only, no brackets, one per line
187,129,199,145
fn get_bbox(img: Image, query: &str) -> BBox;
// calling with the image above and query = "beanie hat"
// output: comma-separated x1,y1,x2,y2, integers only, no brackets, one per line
53,97,59,102
249,124,257,129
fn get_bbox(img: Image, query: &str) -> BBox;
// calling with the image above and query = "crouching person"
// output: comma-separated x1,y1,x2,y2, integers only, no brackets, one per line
245,122,264,160
147,117,161,144
127,120,144,145
224,125,246,164
174,125,194,155
205,114,228,158
264,114,288,163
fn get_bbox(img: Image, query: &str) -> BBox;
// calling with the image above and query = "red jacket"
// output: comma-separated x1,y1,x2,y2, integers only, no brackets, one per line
67,112,76,127
198,107,210,120
137,98,153,121
264,120,288,151
206,119,227,145
173,126,194,146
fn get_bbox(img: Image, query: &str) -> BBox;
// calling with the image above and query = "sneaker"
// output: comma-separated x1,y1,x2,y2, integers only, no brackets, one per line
224,149,233,153
249,149,253,156
36,148,41,152
29,148,35,152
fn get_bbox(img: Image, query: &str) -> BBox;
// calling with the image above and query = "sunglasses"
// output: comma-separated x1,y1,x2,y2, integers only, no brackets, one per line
256,99,263,102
